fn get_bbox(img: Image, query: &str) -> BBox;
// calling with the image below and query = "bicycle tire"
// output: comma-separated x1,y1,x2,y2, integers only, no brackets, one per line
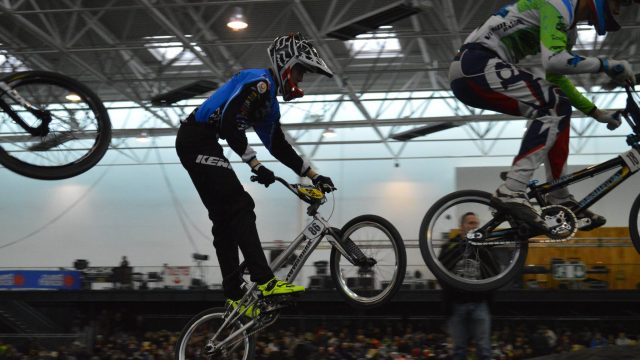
330,214,406,308
0,71,111,180
629,193,640,254
175,307,255,360
419,190,528,292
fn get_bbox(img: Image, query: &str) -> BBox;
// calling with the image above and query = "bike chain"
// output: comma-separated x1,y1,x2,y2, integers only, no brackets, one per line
468,205,578,246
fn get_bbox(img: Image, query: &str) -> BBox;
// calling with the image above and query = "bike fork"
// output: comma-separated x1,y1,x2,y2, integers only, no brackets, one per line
325,227,373,267
0,85,52,136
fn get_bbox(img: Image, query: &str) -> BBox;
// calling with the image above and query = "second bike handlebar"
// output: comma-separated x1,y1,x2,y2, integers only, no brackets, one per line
622,85,640,138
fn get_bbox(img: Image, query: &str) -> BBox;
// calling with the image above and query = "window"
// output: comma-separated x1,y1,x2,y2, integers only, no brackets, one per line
144,35,203,66
346,26,402,59
0,45,28,72
573,25,607,51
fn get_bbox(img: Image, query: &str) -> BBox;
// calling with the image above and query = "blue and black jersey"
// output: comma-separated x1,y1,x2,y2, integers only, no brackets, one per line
195,68,310,176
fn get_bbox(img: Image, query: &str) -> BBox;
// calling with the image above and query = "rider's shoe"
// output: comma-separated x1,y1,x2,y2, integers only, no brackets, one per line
491,184,548,234
226,299,261,318
257,277,305,297
548,197,607,231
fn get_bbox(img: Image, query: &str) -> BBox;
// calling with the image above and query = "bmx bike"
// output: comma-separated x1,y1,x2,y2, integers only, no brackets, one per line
419,85,640,292
0,71,111,179
175,176,406,359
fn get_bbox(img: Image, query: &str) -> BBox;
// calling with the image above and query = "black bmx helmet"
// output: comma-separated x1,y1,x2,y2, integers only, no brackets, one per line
267,32,333,101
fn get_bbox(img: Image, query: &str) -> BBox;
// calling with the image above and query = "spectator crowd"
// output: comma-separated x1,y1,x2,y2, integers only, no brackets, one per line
1,319,639,359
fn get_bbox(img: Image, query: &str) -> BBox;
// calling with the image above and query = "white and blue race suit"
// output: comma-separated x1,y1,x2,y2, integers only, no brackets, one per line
176,68,310,300
448,0,605,197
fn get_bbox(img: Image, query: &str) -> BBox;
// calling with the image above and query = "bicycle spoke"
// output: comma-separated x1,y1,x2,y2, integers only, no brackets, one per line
420,191,528,292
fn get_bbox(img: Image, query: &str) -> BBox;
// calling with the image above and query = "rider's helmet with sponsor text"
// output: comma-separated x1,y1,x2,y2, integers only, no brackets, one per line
267,32,333,101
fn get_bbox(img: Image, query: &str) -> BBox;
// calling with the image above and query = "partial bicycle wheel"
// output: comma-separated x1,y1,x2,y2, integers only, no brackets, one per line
419,190,528,292
175,307,255,360
0,71,111,180
629,193,640,254
330,214,406,308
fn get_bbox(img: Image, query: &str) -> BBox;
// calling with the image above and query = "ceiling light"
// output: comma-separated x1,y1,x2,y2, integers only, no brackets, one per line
227,7,248,31
65,93,81,102
322,128,337,138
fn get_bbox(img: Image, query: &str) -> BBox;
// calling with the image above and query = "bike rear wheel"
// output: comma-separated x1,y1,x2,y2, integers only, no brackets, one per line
629,193,640,254
175,307,255,360
330,215,406,308
419,190,528,292
0,71,111,180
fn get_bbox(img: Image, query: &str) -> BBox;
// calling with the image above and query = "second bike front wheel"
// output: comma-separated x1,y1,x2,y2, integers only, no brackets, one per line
175,307,255,360
419,190,528,292
330,214,406,309
0,71,111,180
629,193,640,254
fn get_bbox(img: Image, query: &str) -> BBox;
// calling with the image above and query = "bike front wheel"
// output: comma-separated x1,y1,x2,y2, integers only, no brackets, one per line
629,193,640,254
0,71,111,180
175,307,255,360
419,190,528,292
330,215,406,308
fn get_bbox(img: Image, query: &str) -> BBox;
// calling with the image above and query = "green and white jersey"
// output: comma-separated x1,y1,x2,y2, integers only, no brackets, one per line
464,0,602,114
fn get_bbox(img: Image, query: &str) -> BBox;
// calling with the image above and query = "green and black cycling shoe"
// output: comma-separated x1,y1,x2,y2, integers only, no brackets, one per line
226,299,261,318
257,277,305,297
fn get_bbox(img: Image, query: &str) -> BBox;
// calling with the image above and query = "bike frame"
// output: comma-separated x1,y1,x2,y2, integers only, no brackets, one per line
269,215,353,283
529,150,640,212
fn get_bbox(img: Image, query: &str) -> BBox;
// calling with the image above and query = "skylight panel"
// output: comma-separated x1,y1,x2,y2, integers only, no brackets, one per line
0,45,29,72
573,25,607,51
346,25,402,59
144,35,204,66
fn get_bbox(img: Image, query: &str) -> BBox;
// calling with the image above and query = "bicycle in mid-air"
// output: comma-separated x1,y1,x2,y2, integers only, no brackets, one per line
175,176,407,360
419,84,640,292
0,71,111,180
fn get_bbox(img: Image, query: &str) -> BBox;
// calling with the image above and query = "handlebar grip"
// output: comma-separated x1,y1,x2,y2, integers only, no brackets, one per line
607,110,622,130
250,175,258,182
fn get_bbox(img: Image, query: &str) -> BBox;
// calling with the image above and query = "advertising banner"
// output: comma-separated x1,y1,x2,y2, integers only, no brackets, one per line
0,270,82,290
162,266,191,289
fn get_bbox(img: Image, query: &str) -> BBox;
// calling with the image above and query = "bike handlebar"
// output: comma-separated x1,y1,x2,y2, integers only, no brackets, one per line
621,84,640,139
250,175,331,216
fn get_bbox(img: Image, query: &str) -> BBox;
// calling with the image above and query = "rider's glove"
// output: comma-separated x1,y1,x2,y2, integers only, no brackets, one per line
600,58,636,85
251,163,275,187
312,174,335,193
591,108,622,131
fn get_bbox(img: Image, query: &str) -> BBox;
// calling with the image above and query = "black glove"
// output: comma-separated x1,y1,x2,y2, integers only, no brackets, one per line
312,174,335,193
252,164,275,187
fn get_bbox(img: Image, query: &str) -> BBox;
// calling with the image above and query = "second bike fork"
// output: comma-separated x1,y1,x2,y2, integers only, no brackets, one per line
0,81,52,136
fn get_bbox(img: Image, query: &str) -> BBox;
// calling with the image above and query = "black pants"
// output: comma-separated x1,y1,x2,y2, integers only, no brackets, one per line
175,123,273,300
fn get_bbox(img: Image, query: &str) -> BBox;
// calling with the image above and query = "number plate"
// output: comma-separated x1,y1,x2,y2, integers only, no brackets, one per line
621,148,640,173
303,219,326,239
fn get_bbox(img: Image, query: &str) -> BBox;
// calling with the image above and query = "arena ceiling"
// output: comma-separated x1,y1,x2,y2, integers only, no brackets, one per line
0,0,639,164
